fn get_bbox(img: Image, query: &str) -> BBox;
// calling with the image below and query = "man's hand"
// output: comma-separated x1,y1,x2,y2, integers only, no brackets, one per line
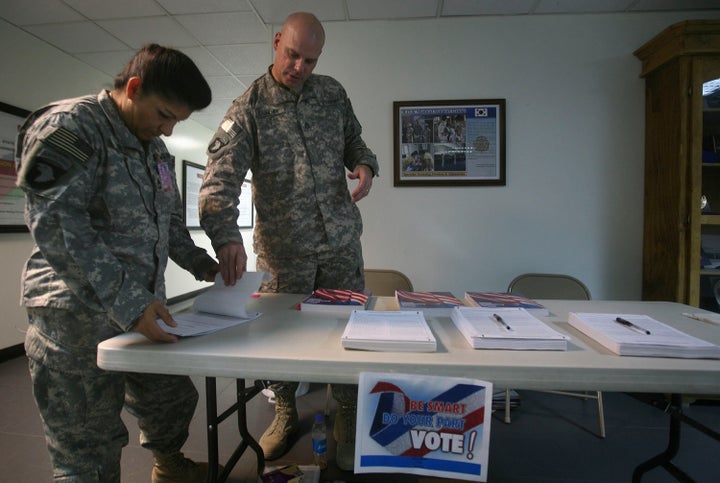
348,164,373,203
217,242,247,286
203,262,221,282
132,300,178,343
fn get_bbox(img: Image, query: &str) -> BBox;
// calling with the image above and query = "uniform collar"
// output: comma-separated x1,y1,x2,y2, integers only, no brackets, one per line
98,89,159,154
265,66,317,98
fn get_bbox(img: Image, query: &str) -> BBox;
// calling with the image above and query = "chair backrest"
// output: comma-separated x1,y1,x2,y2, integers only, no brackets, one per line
507,273,591,300
364,269,413,296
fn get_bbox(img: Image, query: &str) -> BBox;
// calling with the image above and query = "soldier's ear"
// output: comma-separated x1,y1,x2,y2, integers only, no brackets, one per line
125,77,142,100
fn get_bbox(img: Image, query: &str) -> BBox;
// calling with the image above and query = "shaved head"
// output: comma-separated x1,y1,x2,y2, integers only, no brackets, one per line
282,12,325,46
271,12,325,91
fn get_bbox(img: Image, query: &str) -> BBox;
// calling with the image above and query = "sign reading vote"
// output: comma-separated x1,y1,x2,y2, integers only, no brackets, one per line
355,372,492,481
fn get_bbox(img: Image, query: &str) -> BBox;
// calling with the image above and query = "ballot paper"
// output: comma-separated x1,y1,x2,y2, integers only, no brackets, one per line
158,271,268,337
341,310,437,352
568,312,720,359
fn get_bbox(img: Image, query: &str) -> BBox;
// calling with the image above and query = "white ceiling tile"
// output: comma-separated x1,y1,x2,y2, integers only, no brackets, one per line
63,0,165,19
442,0,538,16
249,0,348,25
157,0,253,15
205,75,246,99
97,16,200,49
207,44,271,76
347,0,438,20
25,22,129,53
179,47,230,76
190,108,226,131
175,12,270,45
74,50,136,76
0,0,84,25
206,99,236,116
235,75,260,87
191,97,244,129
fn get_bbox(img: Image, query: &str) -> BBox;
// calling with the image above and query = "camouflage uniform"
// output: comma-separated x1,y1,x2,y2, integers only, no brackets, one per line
199,69,380,404
16,90,216,482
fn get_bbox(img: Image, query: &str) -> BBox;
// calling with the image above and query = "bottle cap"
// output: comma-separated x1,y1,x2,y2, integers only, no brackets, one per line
314,413,324,423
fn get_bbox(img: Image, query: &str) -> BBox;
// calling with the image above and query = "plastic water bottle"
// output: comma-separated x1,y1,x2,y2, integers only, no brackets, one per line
311,413,328,469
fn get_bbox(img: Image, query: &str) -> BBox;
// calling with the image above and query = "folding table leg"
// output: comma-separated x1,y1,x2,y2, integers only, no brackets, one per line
236,379,265,474
631,393,695,482
204,377,265,483
205,377,220,483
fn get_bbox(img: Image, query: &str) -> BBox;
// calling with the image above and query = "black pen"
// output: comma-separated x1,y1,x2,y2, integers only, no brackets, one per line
493,313,513,331
615,317,651,335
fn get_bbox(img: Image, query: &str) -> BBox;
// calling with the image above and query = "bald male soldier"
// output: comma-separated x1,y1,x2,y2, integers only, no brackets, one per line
199,12,379,471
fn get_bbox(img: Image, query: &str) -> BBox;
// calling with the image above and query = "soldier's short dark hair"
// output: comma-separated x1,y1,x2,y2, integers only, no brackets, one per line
114,43,211,110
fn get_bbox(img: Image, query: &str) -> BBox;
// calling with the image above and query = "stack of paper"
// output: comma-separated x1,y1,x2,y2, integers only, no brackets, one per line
682,312,720,327
451,307,568,350
568,312,720,359
341,310,437,352
158,272,267,337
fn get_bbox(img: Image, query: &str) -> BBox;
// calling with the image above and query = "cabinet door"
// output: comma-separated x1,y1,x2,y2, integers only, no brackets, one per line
694,58,720,309
642,56,693,303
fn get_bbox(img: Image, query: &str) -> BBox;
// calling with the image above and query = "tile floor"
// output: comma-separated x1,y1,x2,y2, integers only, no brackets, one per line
1,354,719,483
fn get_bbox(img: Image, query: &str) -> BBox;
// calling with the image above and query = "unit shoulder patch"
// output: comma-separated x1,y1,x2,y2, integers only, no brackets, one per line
17,126,93,191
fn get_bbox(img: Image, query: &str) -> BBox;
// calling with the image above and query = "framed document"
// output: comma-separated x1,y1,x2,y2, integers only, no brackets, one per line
0,101,31,232
393,99,506,187
182,160,204,229
237,178,253,228
182,160,253,230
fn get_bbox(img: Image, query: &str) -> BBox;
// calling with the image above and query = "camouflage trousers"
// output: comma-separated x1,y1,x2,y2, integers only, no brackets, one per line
25,307,198,482
256,243,364,405
256,241,365,294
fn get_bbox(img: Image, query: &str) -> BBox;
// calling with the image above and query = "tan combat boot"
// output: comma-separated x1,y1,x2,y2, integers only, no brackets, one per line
151,452,213,483
259,391,299,460
333,402,357,471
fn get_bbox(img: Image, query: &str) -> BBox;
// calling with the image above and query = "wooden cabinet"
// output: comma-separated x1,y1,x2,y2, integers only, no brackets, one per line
634,20,720,308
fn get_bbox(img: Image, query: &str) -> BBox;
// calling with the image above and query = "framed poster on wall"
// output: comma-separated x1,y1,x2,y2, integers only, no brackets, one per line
0,101,30,232
182,160,253,230
393,99,506,187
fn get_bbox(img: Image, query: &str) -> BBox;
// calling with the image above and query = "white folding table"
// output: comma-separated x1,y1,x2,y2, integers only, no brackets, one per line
97,295,720,482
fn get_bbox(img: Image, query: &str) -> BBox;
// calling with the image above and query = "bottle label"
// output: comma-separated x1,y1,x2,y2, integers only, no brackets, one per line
312,438,327,454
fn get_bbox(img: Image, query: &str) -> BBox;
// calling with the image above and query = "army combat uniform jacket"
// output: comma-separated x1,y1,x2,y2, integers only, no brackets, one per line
199,70,380,258
16,90,216,341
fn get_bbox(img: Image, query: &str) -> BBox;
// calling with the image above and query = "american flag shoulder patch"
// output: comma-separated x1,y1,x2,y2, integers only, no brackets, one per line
44,127,92,163
220,119,240,138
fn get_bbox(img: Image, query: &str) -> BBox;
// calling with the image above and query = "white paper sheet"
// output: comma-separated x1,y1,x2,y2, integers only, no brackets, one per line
159,271,268,337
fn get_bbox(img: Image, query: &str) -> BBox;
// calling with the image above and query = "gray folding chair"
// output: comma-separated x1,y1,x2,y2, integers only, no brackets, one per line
504,273,606,438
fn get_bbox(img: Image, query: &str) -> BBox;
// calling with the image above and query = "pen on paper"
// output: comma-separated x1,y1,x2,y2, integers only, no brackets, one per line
493,313,513,331
615,317,651,335
682,312,720,326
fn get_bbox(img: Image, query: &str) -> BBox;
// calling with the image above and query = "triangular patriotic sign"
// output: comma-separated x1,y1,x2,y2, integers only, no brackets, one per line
356,372,492,481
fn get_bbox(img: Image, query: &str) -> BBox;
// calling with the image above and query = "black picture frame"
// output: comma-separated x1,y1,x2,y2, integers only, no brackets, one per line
393,99,506,187
0,101,31,232
182,160,253,230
